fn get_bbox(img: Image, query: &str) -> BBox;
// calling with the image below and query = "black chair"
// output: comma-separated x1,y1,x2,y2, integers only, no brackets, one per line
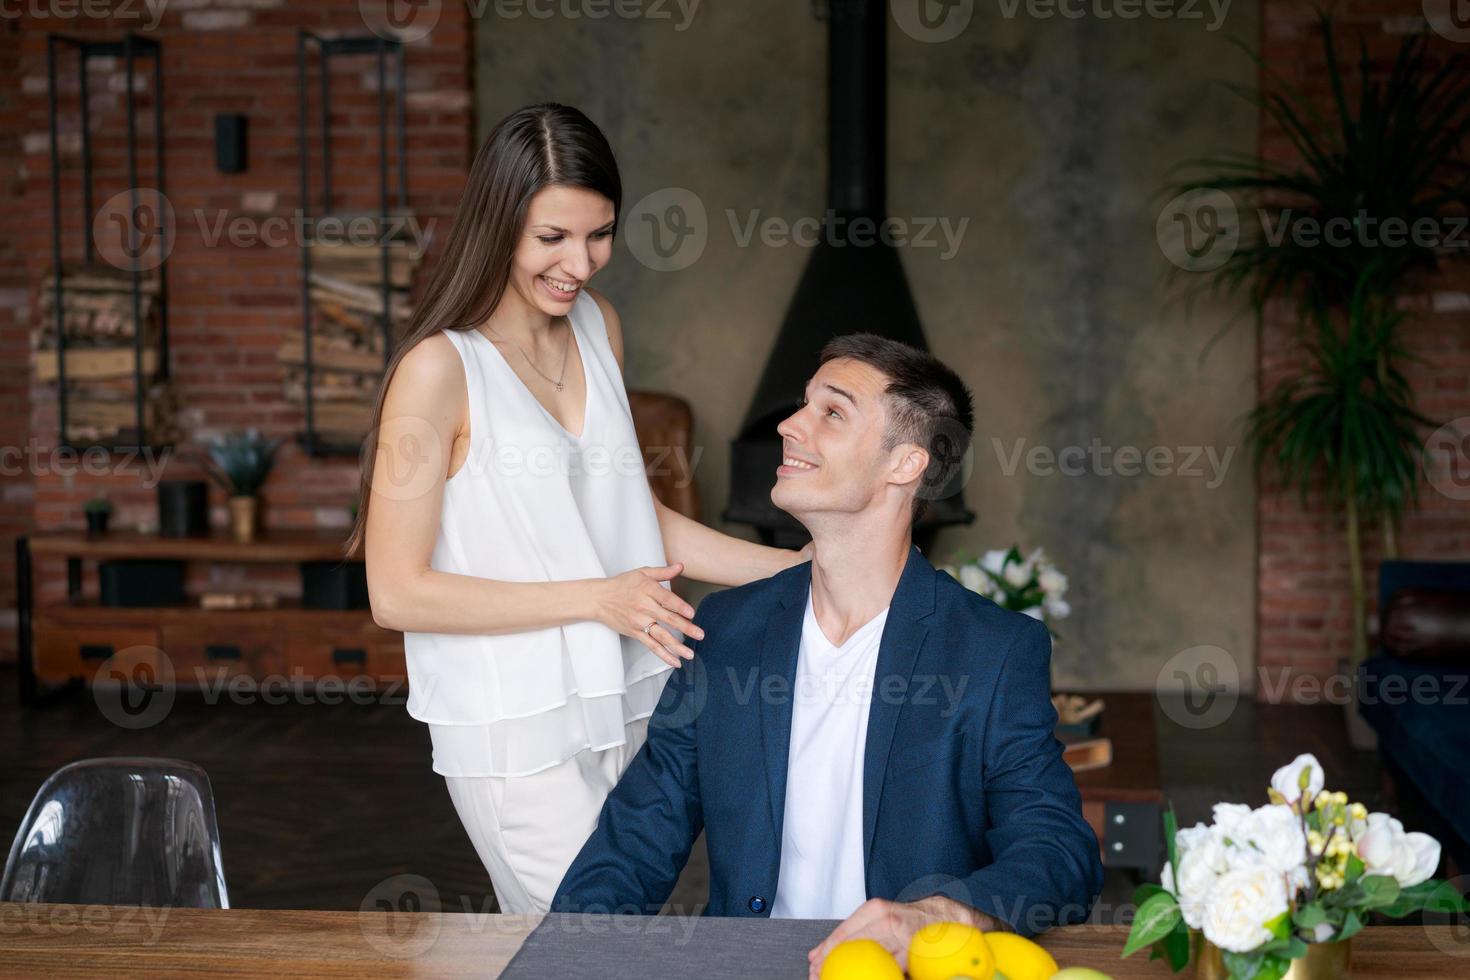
1,757,230,908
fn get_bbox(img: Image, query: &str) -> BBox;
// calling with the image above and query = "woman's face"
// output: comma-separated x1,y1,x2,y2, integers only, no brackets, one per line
506,184,616,318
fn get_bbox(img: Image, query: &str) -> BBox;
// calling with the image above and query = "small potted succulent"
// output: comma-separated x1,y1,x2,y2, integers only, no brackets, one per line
201,428,283,543
82,495,113,535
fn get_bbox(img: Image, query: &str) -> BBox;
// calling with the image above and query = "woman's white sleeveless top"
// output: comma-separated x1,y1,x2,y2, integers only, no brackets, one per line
403,290,676,777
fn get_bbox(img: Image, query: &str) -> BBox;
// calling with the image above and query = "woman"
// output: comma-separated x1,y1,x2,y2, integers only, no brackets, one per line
349,104,805,914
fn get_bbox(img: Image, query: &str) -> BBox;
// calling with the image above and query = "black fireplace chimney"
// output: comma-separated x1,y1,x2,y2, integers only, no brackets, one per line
724,0,974,548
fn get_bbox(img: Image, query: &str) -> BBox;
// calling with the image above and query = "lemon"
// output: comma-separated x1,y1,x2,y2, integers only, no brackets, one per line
983,932,1059,980
818,938,904,980
907,921,996,980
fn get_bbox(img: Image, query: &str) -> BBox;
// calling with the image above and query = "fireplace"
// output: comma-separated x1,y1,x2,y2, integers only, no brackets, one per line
724,0,975,549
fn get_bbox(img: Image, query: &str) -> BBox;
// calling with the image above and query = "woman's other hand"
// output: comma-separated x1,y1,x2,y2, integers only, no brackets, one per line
594,563,705,668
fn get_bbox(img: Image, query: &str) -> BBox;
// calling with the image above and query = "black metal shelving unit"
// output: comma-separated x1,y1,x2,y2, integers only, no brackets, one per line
46,32,170,454
295,31,408,457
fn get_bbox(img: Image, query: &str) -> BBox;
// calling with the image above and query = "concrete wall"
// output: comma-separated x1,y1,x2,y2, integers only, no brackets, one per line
475,2,1260,692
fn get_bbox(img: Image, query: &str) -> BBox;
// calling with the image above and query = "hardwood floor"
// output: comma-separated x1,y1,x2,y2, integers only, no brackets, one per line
0,669,1385,920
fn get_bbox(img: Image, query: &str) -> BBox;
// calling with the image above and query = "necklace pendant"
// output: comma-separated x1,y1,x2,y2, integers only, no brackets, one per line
554,382,564,392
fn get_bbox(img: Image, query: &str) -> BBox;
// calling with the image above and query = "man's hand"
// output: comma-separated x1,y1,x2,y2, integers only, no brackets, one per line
806,895,1006,978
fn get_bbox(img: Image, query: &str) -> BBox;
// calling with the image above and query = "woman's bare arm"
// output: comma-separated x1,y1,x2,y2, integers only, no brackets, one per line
654,496,806,587
363,332,701,665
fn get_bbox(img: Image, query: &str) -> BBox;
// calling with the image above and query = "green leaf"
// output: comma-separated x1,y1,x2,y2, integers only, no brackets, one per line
1165,804,1180,877
1223,949,1265,979
1381,879,1470,917
1358,874,1401,909
1133,882,1168,904
1162,923,1191,972
1123,892,1182,958
1338,910,1364,942
1256,952,1293,980
1293,903,1328,931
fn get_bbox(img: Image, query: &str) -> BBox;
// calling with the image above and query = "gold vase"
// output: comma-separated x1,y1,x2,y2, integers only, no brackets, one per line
1193,932,1351,979
228,495,257,543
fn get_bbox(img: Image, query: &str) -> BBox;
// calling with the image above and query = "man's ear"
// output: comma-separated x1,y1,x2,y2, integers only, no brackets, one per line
888,443,929,491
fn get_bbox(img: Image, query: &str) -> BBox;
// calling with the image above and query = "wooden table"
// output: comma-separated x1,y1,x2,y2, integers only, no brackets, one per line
0,903,1462,978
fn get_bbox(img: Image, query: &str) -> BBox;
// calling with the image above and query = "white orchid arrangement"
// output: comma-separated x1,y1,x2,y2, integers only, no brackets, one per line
941,545,1070,637
1124,753,1469,979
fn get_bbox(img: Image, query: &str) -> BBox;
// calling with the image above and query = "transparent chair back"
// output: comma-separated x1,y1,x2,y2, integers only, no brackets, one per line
1,757,229,908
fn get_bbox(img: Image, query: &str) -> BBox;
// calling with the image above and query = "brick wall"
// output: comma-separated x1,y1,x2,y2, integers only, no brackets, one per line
7,1,472,635
1255,2,1470,701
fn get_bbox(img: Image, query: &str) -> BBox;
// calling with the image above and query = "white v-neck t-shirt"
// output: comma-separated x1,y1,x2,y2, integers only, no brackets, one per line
770,586,891,919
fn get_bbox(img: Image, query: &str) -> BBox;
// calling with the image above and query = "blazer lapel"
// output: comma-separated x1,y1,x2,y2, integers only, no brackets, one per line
759,561,811,851
862,545,937,867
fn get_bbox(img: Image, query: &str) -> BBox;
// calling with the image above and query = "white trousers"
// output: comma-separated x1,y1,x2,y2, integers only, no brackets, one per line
443,716,650,914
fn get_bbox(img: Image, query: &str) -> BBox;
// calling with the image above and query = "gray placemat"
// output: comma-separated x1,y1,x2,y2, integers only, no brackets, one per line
501,913,843,978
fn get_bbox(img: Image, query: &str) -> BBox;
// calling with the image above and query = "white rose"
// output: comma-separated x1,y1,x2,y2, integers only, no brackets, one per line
1270,753,1325,806
1171,825,1228,930
1200,865,1289,953
1043,595,1071,620
1004,560,1032,588
1020,605,1045,621
1356,813,1441,887
979,550,1008,576
1038,566,1068,596
958,564,988,595
1211,802,1255,842
1236,804,1308,878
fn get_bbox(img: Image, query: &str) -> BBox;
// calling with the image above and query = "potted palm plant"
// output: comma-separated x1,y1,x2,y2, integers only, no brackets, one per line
1166,14,1469,745
201,429,283,543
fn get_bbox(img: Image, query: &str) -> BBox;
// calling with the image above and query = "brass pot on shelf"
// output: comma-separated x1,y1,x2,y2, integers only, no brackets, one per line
228,494,257,543
1193,932,1351,980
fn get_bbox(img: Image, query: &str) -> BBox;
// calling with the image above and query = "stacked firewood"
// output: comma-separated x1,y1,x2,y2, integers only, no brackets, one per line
280,238,422,445
31,264,179,445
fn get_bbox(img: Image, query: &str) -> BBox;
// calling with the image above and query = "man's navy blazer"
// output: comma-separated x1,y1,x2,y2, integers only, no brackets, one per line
553,544,1104,935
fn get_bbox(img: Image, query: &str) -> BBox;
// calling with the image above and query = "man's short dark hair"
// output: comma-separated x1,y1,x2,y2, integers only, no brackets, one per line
818,332,975,525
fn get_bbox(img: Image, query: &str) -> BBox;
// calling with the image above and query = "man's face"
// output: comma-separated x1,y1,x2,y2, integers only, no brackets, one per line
771,357,901,521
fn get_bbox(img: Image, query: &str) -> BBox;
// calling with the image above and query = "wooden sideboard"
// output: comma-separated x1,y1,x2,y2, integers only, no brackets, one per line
15,529,403,705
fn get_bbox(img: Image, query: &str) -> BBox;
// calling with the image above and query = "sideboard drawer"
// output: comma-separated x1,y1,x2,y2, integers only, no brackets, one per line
161,624,283,687
34,626,162,682
284,628,404,685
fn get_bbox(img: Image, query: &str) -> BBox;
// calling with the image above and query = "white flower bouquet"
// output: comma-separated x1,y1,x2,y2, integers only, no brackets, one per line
1123,753,1469,978
941,545,1070,637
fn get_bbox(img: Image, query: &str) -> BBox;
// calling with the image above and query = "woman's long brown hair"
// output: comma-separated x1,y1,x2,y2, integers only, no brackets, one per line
344,103,622,557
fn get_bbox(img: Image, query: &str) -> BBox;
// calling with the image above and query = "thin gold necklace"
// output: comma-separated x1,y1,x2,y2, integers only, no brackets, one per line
484,318,571,392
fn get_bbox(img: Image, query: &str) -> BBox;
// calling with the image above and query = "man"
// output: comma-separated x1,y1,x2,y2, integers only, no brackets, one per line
553,333,1103,974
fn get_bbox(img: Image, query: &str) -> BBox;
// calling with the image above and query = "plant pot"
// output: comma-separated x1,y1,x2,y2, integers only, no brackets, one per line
1339,656,1378,752
228,495,257,543
84,510,110,535
1193,933,1351,979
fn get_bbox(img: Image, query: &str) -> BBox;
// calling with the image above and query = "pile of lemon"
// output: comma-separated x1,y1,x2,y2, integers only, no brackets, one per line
818,922,1112,980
